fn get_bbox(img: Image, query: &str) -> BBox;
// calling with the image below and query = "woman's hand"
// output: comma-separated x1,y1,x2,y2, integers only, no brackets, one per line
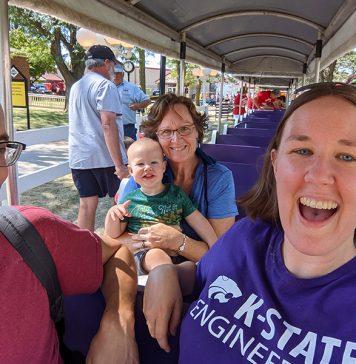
131,223,183,253
131,223,209,262
143,264,183,353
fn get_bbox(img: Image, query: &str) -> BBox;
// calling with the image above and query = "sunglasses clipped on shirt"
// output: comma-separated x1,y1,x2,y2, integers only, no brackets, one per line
0,141,26,167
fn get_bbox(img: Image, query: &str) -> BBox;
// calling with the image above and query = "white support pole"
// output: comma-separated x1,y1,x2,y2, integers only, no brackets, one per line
302,63,307,86
302,74,306,86
202,77,207,106
0,0,19,205
252,79,256,110
286,87,290,107
247,77,251,114
290,79,294,97
217,62,225,134
238,78,244,122
179,61,185,96
314,34,322,83
179,32,186,96
251,78,256,112
314,59,321,83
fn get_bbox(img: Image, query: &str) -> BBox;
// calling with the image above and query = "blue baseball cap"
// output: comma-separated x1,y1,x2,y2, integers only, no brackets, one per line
114,64,124,73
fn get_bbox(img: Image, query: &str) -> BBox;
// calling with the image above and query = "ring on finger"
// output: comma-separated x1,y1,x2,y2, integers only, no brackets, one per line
141,241,145,250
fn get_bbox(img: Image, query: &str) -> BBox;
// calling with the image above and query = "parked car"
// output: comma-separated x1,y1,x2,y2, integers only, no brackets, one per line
30,83,52,94
51,82,66,95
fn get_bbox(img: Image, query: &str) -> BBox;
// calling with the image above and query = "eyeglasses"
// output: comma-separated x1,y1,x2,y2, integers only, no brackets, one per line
156,125,195,139
294,82,355,95
0,141,26,167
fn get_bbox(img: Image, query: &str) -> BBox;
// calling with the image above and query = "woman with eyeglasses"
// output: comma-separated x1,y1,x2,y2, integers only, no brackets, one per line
143,83,356,363
62,94,237,361
120,93,238,261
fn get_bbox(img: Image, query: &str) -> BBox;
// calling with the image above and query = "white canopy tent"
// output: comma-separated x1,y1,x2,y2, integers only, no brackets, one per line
1,0,355,203
7,0,356,78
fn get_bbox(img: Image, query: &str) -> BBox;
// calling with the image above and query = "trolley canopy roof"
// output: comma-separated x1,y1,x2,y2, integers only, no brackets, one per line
10,0,356,85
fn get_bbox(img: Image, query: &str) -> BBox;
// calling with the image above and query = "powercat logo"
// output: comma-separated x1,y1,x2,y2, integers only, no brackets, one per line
208,275,242,303
188,275,356,363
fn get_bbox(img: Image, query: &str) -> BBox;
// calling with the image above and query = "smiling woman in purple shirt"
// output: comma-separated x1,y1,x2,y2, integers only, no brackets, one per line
143,83,356,364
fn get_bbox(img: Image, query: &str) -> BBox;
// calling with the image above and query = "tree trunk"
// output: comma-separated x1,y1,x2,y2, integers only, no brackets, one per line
320,60,337,82
50,27,85,110
138,48,146,92
195,79,202,105
176,61,187,95
327,60,337,82
176,61,180,94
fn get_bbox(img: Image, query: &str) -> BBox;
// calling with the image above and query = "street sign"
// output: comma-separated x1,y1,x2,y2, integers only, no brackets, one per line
11,81,27,107
10,64,31,129
10,66,19,78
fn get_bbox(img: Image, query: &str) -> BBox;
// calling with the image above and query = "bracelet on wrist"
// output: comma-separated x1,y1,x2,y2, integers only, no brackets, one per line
177,234,187,254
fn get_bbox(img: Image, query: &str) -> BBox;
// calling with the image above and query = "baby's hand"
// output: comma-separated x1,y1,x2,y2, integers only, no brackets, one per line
109,200,132,221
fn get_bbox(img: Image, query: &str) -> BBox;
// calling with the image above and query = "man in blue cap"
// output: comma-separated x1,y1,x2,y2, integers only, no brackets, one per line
114,63,150,140
69,45,129,231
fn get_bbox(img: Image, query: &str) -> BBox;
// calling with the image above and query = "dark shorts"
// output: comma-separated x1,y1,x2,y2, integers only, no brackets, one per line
134,249,187,276
124,124,137,140
134,249,150,276
71,167,120,198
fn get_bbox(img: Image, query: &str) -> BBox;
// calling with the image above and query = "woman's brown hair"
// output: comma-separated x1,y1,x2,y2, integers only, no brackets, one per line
239,83,356,224
141,93,208,142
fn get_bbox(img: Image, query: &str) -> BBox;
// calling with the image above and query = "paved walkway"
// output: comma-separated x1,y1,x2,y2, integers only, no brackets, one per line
17,140,68,176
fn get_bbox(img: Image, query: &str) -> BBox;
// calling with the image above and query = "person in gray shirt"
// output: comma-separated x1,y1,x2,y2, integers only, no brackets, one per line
69,45,129,231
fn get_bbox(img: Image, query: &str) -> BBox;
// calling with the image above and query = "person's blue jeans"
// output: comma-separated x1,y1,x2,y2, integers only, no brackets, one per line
124,124,137,140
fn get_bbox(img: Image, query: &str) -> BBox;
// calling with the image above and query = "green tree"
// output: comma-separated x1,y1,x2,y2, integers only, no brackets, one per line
320,60,337,82
319,51,355,82
10,28,55,81
195,78,202,105
167,59,199,91
9,6,86,101
333,51,356,81
138,48,146,92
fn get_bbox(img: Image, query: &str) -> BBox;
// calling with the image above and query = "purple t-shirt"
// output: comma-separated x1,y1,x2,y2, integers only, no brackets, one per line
180,218,356,363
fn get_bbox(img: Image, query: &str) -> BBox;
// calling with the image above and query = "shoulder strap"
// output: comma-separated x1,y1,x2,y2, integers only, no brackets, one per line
0,206,63,323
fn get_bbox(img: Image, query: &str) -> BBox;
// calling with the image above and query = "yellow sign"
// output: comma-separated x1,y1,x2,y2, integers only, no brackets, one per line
12,81,27,107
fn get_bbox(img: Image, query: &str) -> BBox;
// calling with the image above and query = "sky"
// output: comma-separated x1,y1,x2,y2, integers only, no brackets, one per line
146,53,163,68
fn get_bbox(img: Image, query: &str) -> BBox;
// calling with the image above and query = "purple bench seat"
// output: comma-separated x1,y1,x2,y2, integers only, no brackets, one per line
227,127,276,138
236,121,278,130
251,110,284,123
220,161,260,218
237,122,278,129
217,134,271,148
244,116,271,122
201,143,265,165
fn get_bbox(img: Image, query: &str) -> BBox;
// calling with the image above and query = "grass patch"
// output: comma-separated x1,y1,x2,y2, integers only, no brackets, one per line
20,174,113,233
13,107,68,131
